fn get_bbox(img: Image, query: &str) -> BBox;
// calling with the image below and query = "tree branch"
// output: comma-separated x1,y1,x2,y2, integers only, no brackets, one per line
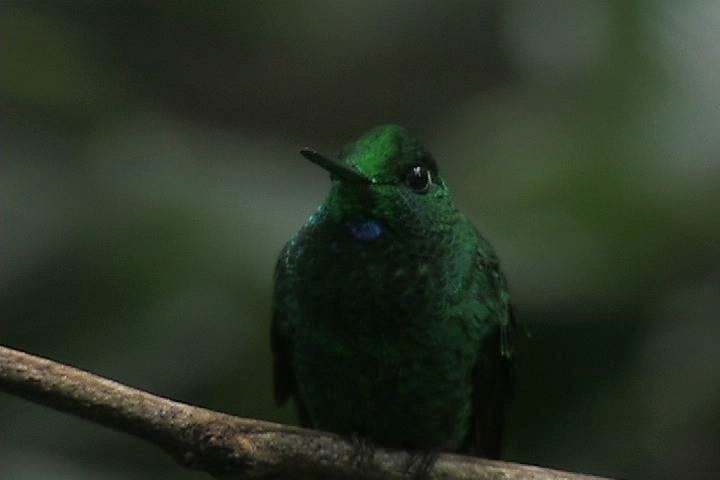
0,345,610,480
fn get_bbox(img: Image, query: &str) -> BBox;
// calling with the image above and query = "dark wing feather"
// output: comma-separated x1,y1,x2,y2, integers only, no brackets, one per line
271,245,312,426
465,254,519,458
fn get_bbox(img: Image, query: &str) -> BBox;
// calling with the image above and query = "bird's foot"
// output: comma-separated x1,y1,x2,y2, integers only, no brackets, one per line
349,433,376,471
403,451,439,480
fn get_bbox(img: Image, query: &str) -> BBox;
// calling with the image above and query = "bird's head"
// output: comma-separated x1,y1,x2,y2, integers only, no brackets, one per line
302,125,456,241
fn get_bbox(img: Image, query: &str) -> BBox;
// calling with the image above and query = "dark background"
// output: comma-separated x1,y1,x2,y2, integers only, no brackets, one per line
2,2,719,479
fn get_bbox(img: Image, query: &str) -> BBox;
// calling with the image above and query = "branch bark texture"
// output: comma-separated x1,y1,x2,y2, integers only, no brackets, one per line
0,345,610,480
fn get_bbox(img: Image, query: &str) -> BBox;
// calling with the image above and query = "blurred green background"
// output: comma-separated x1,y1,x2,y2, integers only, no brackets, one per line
1,1,719,479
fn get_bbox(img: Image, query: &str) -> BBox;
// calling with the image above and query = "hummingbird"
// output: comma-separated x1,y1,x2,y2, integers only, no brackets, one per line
271,125,517,458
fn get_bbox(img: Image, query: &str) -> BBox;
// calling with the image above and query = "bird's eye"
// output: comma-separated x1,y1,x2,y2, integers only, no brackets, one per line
405,165,432,193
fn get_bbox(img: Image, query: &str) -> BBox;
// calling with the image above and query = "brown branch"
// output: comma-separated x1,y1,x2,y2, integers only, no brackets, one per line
0,345,610,480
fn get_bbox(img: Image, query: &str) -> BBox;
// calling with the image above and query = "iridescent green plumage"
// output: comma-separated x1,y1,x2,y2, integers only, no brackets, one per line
272,125,516,457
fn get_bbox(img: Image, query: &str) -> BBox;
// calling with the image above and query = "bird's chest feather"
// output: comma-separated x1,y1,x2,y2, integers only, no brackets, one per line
294,228,447,332
287,227,487,448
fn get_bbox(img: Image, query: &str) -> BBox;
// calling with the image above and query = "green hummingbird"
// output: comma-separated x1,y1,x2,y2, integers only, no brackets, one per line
271,125,516,458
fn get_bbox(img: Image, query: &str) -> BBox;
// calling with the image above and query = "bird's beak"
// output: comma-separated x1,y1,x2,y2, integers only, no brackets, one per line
300,148,370,184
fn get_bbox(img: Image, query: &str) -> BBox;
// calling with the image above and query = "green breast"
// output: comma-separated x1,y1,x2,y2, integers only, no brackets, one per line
285,212,493,449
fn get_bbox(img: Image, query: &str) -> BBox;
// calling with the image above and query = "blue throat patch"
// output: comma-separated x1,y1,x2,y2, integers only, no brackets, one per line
347,220,384,241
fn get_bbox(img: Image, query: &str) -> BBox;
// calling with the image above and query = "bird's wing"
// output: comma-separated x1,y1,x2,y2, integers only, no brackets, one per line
466,252,520,458
271,245,312,426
